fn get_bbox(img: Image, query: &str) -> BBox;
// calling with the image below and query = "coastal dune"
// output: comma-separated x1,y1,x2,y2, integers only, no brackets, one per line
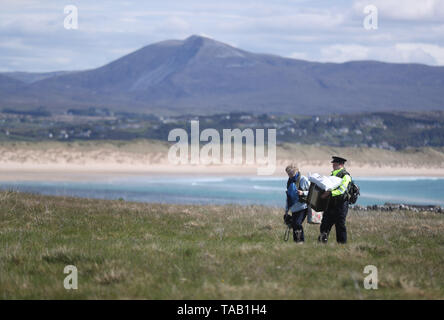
0,140,443,181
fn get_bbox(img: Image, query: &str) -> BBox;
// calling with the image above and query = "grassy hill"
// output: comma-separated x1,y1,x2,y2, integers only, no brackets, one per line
1,191,443,299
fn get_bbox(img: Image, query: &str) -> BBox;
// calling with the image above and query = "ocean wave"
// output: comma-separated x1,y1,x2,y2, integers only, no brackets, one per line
360,192,444,205
247,177,287,182
355,176,442,182
252,185,285,192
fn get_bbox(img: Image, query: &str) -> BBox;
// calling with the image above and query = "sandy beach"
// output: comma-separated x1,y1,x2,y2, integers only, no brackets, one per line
1,162,444,182
0,141,443,181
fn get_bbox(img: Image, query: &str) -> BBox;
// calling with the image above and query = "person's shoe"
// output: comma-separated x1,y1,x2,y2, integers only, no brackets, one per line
318,232,328,243
294,230,302,243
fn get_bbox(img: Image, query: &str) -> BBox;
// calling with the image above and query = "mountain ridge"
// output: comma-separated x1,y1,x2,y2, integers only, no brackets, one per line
1,35,444,115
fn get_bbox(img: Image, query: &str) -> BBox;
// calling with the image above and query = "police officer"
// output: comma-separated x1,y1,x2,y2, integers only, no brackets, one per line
318,156,351,244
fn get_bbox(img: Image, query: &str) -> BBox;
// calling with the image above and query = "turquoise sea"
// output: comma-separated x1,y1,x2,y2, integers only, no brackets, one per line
1,176,443,208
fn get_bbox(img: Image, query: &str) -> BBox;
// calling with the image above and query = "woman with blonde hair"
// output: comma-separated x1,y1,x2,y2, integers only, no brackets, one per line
284,163,311,243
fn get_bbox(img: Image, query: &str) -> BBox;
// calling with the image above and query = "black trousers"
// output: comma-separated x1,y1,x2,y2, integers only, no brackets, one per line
292,208,307,242
320,200,349,243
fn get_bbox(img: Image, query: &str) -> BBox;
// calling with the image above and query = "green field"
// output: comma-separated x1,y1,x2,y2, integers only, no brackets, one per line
1,191,443,299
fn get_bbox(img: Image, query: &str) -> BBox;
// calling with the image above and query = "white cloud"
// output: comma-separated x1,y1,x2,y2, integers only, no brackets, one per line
0,12,61,34
0,38,30,50
288,51,309,60
321,44,370,62
1,1,444,71
395,43,444,65
197,32,214,39
354,0,444,21
161,16,191,33
319,43,444,65
219,11,345,34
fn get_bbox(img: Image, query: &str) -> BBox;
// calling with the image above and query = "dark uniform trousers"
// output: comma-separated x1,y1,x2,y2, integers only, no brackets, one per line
320,198,349,243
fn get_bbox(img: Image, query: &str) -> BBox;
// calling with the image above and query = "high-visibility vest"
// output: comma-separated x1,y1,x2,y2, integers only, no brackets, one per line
331,168,351,198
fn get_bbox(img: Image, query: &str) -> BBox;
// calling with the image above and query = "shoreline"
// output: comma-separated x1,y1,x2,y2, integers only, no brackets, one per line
0,188,442,211
1,165,443,209
1,142,443,181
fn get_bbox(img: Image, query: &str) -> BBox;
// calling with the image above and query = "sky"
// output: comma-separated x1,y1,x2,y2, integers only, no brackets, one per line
1,0,444,72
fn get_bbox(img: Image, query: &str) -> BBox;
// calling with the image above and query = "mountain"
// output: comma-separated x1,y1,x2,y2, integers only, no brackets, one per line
2,71,77,84
1,35,444,115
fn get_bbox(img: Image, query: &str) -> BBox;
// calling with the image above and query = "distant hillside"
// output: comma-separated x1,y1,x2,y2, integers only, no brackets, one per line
1,110,443,150
0,74,23,91
1,35,444,115
2,71,76,84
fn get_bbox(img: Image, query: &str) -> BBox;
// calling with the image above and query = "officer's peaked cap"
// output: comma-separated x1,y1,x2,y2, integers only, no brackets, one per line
331,156,347,164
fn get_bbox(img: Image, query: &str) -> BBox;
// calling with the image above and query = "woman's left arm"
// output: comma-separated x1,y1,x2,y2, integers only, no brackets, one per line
301,176,310,196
